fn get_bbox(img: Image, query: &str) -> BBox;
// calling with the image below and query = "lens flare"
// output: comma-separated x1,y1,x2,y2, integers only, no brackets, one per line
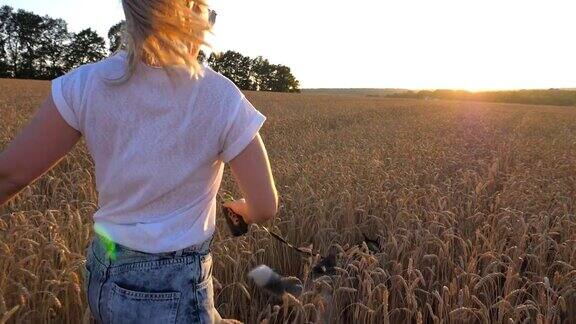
94,224,117,261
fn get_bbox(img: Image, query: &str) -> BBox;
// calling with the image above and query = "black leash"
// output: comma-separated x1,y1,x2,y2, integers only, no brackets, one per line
220,197,384,280
222,205,318,257
255,224,317,257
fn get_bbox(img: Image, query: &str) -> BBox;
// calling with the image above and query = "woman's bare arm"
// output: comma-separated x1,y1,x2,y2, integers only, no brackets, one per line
0,92,81,206
225,134,278,224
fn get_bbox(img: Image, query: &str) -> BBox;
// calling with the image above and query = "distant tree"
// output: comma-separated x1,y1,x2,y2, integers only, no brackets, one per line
0,6,301,91
387,88,576,107
250,56,273,91
208,50,252,90
0,6,72,79
0,6,13,77
9,8,45,78
268,64,300,93
207,53,301,92
0,55,8,78
108,21,124,54
197,50,207,64
65,28,106,70
35,17,70,79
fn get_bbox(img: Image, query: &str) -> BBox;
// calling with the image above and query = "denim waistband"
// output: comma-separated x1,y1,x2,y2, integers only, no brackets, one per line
91,234,214,266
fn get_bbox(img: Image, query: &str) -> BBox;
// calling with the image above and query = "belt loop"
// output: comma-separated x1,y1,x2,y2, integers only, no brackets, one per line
175,249,183,258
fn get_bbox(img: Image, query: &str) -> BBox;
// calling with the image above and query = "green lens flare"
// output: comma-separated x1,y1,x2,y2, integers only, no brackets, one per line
95,224,117,261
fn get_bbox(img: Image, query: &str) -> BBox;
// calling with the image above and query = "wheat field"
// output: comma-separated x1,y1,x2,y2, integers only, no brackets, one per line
0,78,575,323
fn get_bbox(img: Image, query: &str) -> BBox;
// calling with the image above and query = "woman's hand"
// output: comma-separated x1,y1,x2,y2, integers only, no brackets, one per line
223,198,250,223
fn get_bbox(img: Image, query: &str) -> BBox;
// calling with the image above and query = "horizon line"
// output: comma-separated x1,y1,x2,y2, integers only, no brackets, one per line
301,87,576,92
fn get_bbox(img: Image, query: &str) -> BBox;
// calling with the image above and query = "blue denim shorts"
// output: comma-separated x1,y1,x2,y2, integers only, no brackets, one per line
84,235,221,324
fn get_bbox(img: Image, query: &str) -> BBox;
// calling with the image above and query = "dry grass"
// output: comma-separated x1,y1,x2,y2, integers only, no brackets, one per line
0,78,575,323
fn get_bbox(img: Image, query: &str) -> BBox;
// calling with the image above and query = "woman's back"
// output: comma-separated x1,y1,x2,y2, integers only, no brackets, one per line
52,52,266,253
0,2,277,322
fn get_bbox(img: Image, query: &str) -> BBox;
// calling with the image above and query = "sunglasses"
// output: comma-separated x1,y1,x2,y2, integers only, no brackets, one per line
188,1,217,26
208,9,217,26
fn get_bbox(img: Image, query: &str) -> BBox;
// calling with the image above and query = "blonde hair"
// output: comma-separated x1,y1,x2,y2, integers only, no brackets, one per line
111,0,212,84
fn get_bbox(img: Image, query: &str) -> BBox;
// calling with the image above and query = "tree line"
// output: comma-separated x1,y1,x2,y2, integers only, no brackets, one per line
0,6,300,92
201,50,300,92
0,6,106,80
388,89,576,107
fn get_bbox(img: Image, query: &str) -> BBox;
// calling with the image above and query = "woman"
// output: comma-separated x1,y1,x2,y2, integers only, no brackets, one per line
0,0,278,323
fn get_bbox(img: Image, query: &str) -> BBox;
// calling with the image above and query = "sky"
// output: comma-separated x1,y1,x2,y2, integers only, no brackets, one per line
4,0,576,90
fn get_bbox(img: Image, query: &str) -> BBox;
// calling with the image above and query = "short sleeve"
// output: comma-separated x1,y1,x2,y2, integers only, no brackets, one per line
51,72,81,131
220,95,266,163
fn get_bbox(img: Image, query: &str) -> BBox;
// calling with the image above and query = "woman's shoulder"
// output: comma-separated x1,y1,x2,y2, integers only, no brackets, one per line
201,65,245,102
92,52,129,79
202,65,241,90
56,53,126,84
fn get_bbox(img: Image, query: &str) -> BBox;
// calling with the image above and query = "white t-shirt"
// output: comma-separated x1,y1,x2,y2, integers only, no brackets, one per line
51,52,266,253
